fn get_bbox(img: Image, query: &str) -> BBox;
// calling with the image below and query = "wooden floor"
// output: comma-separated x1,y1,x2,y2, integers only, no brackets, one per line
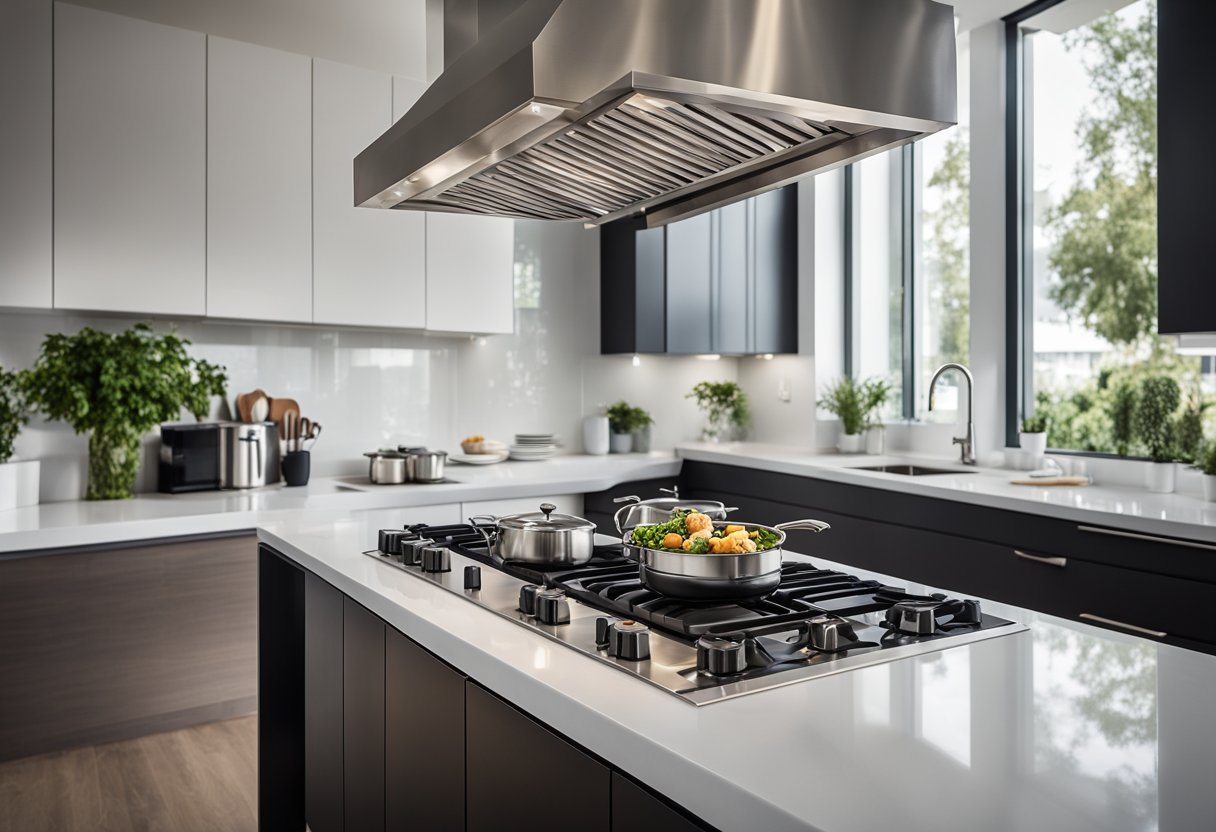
0,716,257,832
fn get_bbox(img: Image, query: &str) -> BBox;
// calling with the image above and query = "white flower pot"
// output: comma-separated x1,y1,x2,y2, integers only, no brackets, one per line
1145,462,1176,494
1019,432,1047,458
1203,475,1216,503
837,433,863,454
582,415,609,455
14,459,40,507
864,427,885,455
609,432,634,454
0,462,18,512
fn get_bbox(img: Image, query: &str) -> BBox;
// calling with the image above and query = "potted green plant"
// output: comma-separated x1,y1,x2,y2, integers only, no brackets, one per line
1135,375,1181,494
1019,412,1049,459
1201,442,1216,503
1175,388,1208,464
0,367,30,512
606,400,638,453
1109,380,1137,457
630,406,655,453
818,377,865,453
21,325,227,500
861,378,893,454
687,381,749,443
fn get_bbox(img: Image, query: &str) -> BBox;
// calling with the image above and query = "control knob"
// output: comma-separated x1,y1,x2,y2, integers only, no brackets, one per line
607,620,650,661
534,589,571,626
377,529,408,556
421,546,450,573
808,615,858,652
463,565,482,590
695,635,748,676
887,600,939,635
518,584,541,616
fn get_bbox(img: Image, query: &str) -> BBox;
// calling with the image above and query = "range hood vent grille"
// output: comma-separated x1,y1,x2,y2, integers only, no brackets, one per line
432,94,851,222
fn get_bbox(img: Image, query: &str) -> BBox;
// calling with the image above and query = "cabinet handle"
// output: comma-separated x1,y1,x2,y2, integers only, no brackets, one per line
1076,525,1216,552
1079,613,1167,639
1013,549,1067,568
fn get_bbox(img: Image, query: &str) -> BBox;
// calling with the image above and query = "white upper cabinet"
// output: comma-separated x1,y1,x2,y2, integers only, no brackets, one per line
312,60,425,328
207,37,312,322
0,0,52,309
425,213,516,334
54,3,206,316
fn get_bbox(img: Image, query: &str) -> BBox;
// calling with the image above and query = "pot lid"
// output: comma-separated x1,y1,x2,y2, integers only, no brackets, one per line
499,502,595,532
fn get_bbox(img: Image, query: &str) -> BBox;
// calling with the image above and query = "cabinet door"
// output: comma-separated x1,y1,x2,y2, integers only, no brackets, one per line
466,682,609,832
611,772,711,832
207,37,312,322
665,213,712,354
313,59,426,328
751,187,797,354
0,0,52,308
54,3,206,316
713,202,749,354
305,573,344,832
425,213,515,334
343,597,385,832
386,628,465,832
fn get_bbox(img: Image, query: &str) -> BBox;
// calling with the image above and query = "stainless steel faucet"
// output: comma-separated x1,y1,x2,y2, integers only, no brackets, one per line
928,363,976,465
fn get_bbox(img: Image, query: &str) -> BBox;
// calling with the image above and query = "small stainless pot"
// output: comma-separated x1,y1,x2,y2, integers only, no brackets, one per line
470,503,595,568
612,489,736,533
366,451,408,484
623,518,830,600
405,449,447,483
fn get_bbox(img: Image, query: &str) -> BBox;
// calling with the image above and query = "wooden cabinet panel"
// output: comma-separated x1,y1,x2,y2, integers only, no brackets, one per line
207,37,312,322
612,772,712,832
466,682,609,832
665,212,713,354
343,597,385,832
313,59,426,328
425,213,516,334
0,0,52,308
54,3,206,315
386,627,465,832
305,573,344,832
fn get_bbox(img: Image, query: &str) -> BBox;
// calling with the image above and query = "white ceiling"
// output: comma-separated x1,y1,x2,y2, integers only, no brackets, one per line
60,0,429,79
948,0,1032,32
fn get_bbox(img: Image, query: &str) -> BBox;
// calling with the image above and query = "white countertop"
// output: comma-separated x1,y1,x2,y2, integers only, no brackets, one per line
678,442,1216,542
260,509,1216,832
0,453,680,554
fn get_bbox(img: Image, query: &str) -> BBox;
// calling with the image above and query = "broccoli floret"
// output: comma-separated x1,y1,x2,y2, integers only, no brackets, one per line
686,535,710,554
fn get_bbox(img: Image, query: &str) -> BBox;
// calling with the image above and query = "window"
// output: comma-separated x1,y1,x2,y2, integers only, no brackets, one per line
1008,0,1212,454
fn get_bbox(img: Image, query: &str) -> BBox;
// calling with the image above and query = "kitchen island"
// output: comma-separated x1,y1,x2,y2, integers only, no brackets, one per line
258,507,1216,832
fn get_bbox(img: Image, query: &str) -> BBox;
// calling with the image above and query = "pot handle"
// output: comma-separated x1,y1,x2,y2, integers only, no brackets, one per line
612,495,641,504
775,519,831,534
467,515,498,548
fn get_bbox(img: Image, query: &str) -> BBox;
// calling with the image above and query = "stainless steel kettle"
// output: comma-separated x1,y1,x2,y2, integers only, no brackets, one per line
219,422,281,489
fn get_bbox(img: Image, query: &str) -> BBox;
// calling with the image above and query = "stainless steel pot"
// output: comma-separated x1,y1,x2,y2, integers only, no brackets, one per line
612,487,736,533
623,518,830,600
470,503,595,568
401,447,447,483
366,450,408,484
219,421,281,489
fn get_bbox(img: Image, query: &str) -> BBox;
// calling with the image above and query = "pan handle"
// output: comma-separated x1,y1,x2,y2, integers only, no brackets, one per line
467,515,498,549
775,519,831,534
612,495,641,504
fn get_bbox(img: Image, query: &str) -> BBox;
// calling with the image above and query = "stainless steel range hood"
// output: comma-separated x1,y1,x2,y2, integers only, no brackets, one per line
354,0,957,228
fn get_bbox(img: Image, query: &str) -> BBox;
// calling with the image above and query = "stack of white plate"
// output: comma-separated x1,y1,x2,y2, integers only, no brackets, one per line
509,433,557,461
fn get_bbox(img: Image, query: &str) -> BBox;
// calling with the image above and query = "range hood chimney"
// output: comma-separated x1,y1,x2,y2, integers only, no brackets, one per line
357,0,957,228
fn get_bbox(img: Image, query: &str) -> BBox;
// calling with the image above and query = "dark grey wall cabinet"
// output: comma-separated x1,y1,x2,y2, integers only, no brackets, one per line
1158,1,1216,334
601,185,797,355
466,682,611,832
342,597,385,832
386,627,465,832
304,573,344,832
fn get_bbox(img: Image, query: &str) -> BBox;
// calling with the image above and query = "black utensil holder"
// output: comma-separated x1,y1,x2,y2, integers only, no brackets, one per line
282,450,310,487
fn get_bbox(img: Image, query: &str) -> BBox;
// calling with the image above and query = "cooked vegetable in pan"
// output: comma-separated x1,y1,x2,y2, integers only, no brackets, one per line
630,510,781,554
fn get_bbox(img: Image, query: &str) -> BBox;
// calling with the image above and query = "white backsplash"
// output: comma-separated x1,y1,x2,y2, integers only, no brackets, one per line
0,220,740,502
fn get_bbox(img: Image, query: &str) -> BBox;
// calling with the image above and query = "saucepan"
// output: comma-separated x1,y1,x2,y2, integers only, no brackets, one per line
470,503,596,568
612,488,736,533
623,518,831,600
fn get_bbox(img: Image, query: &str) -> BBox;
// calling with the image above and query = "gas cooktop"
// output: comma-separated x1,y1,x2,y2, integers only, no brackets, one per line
365,523,1026,705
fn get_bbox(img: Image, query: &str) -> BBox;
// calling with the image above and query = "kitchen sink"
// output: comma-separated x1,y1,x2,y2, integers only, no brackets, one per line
852,464,975,476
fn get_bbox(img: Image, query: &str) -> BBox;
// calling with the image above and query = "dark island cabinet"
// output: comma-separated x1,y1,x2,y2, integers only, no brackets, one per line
343,597,386,832
466,682,610,832
385,627,466,832
612,772,708,832
304,572,344,832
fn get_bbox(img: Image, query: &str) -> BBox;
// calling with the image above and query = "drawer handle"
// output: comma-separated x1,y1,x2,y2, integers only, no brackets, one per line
1076,525,1216,552
1013,549,1067,568
1079,613,1167,639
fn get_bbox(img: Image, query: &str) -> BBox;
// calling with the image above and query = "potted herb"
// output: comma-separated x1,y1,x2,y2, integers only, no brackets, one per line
1202,443,1216,503
818,377,865,453
1110,381,1137,457
687,381,749,443
1019,412,1049,459
606,401,638,453
1175,388,1208,464
21,325,227,500
0,367,30,512
862,378,893,455
631,406,655,453
1135,376,1181,494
